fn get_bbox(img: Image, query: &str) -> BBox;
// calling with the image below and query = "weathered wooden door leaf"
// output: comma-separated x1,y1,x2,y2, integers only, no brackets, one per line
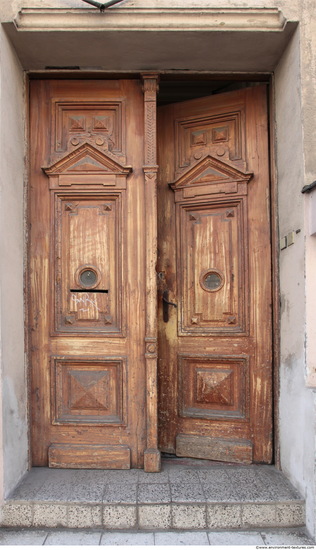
157,86,272,465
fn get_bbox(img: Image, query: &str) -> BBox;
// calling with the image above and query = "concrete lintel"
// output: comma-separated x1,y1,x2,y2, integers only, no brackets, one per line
3,8,296,73
13,7,287,33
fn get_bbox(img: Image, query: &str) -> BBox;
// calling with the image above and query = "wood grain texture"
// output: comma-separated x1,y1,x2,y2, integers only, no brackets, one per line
142,74,161,472
48,444,131,469
29,80,272,469
158,86,272,464
176,434,252,464
29,80,146,468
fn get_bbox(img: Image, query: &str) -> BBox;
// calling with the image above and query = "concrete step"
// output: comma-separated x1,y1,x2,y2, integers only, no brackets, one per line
1,459,306,531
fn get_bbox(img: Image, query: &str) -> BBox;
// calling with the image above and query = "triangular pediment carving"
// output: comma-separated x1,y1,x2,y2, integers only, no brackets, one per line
170,155,253,190
43,143,132,176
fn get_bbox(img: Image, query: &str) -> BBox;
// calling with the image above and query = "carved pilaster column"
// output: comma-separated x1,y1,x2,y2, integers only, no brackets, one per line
142,74,161,473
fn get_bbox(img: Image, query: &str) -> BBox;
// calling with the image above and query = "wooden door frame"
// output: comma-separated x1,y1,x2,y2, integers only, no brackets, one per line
26,71,280,468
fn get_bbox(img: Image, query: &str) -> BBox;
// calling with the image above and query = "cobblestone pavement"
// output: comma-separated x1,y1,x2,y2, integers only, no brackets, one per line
0,527,314,545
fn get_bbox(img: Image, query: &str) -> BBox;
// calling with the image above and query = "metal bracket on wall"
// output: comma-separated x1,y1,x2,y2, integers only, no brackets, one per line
80,0,125,13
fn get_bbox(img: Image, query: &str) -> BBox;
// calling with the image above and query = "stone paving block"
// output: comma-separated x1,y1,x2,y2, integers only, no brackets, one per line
230,480,273,502
267,484,302,500
100,531,155,545
170,483,205,502
203,481,239,502
100,469,139,484
67,504,102,528
33,481,75,502
35,479,104,503
138,483,171,504
168,469,200,484
155,531,209,545
198,469,230,483
138,469,169,484
0,528,48,545
139,504,172,529
33,504,68,528
103,483,137,504
9,470,48,501
207,503,242,529
208,531,265,545
172,504,206,529
276,502,305,526
262,530,314,545
67,469,108,482
45,530,101,545
103,505,137,529
2,504,33,527
226,467,261,483
242,503,276,527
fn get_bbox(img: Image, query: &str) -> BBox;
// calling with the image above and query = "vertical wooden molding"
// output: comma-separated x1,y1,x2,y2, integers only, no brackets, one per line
142,73,161,472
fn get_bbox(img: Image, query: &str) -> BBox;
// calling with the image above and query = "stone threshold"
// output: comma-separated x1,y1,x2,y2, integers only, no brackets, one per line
2,459,305,531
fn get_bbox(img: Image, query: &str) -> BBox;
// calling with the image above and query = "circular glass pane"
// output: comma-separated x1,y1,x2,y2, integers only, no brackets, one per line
204,272,222,290
200,269,224,292
79,269,97,288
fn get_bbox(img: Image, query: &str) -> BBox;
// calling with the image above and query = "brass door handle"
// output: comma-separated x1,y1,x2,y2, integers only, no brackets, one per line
162,290,177,322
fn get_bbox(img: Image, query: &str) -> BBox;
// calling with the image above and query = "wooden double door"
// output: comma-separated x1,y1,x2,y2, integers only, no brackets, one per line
29,78,272,470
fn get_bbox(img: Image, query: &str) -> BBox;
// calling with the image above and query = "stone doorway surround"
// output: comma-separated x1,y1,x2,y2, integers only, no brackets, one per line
1,0,316,540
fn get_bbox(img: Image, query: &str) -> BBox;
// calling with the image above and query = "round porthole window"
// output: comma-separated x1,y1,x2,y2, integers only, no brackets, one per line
75,265,101,290
200,269,224,292
80,269,97,288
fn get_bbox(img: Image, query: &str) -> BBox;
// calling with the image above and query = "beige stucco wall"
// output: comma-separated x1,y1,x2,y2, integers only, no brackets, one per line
0,0,316,536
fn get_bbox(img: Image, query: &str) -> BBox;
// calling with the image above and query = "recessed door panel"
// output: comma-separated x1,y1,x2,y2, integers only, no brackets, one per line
178,199,247,334
178,354,249,421
51,356,127,425
54,193,124,334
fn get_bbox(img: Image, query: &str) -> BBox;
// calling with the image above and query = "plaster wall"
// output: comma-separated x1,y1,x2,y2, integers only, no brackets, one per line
274,28,316,535
0,0,316,537
0,27,28,498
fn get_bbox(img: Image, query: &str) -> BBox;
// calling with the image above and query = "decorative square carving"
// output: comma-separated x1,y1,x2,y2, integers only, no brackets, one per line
178,355,249,420
93,115,113,132
175,110,244,175
191,131,207,146
51,357,127,425
53,101,125,163
69,370,109,410
212,126,229,143
68,115,86,131
196,368,233,405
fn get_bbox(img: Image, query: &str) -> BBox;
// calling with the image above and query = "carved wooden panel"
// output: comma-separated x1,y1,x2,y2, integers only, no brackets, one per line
178,355,249,421
44,142,132,190
53,192,125,335
52,100,126,164
178,199,248,335
171,154,252,202
175,106,245,176
51,356,127,424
